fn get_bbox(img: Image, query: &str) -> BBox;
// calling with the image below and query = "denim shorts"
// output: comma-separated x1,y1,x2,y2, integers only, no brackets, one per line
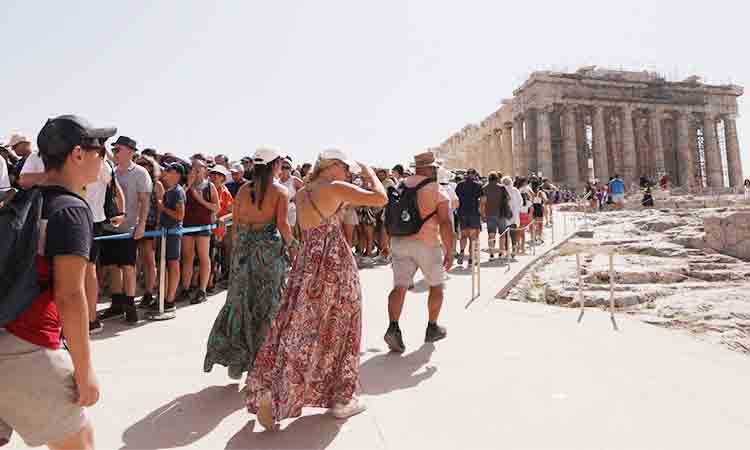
486,216,508,235
165,233,181,261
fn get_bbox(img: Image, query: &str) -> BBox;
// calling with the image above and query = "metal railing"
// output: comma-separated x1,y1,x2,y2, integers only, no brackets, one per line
94,220,233,320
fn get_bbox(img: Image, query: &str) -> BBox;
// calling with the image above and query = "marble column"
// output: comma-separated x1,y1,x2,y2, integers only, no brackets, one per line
503,122,514,175
723,114,743,187
513,118,526,176
650,110,665,176
562,106,580,189
592,105,609,182
703,114,724,188
675,112,694,187
620,106,637,189
536,107,553,178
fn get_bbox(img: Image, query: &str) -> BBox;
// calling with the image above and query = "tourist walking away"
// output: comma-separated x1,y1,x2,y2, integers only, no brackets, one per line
531,185,547,244
154,163,187,313
503,176,522,256
384,152,454,353
245,149,387,429
178,157,220,304
1,114,115,449
480,172,512,260
455,168,482,266
744,179,750,200
541,178,556,226
204,148,293,380
608,174,626,209
98,135,152,324
135,156,164,309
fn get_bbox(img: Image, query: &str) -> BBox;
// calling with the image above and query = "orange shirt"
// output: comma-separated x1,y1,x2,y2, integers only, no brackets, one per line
213,185,233,238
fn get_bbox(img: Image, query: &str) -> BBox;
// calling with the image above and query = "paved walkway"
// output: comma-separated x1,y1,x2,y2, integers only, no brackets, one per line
8,215,750,449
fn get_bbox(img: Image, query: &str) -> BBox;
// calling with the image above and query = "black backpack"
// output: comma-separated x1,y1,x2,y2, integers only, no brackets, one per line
0,187,47,326
385,179,436,237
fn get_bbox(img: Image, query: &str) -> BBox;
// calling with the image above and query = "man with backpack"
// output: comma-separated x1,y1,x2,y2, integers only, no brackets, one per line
0,114,114,449
384,152,454,353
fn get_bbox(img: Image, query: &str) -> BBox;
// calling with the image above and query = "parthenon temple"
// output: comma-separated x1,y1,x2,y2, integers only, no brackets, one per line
434,67,744,191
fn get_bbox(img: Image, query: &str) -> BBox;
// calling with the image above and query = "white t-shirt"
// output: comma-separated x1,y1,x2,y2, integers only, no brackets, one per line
19,151,45,175
0,156,10,191
85,161,113,223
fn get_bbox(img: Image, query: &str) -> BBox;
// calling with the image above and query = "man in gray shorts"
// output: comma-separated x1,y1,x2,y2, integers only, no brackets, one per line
1,115,112,449
385,152,454,353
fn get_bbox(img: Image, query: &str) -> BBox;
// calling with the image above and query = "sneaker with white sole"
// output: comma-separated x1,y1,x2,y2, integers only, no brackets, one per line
331,397,367,419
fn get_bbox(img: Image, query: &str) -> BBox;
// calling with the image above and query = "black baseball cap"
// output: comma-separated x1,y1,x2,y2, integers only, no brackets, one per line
112,136,138,151
37,114,117,159
164,162,186,177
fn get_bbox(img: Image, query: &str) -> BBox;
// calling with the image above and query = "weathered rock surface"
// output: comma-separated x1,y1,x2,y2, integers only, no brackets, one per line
504,207,750,355
704,211,750,260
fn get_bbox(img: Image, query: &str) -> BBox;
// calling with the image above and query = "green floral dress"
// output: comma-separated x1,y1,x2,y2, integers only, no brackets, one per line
204,223,287,379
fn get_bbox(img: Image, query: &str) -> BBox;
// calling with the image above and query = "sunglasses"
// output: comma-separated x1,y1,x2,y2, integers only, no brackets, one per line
81,138,106,158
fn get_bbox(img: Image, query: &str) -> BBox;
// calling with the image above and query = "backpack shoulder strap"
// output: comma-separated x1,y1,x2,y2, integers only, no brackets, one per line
414,178,434,191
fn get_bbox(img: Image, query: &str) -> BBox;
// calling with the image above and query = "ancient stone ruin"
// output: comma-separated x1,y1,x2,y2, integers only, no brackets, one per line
435,67,744,192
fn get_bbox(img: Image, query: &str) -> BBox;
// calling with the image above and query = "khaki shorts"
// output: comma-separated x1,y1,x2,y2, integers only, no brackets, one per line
0,331,88,447
391,237,444,288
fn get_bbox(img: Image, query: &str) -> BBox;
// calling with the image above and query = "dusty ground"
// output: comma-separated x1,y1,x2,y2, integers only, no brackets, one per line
507,206,750,354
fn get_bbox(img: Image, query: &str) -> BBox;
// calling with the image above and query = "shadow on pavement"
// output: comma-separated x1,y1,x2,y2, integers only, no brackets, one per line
120,384,243,449
225,413,341,449
359,344,437,395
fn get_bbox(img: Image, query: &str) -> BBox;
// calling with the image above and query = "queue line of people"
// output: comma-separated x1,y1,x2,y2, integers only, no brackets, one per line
1,114,566,448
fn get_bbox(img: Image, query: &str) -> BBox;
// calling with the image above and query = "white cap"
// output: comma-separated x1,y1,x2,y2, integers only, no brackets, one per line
253,147,282,165
8,133,30,148
209,165,230,178
319,148,360,174
230,163,243,173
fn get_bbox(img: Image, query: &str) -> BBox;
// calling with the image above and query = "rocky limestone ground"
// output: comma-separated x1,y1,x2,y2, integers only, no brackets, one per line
507,207,750,354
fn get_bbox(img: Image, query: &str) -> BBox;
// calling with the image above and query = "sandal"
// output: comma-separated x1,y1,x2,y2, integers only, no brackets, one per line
257,393,279,431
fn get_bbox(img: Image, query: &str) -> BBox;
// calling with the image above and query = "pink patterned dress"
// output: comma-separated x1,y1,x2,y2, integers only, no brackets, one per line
244,202,362,421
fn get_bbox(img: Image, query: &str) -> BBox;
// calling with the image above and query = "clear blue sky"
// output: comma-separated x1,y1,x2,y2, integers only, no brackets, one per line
1,0,746,175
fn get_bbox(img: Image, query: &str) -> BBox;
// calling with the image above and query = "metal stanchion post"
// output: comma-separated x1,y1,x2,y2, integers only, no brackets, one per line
149,228,175,321
609,253,618,331
551,209,555,243
576,252,584,323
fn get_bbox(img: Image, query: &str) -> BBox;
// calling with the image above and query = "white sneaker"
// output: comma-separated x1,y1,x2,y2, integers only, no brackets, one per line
331,397,367,419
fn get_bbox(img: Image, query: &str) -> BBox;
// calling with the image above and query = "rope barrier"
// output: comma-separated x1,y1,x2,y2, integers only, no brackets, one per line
93,220,233,241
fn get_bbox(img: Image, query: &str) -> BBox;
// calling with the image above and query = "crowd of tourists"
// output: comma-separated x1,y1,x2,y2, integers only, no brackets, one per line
0,114,577,448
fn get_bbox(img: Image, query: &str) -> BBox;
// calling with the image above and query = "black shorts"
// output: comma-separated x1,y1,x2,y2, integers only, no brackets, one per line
100,234,138,267
459,215,482,230
89,222,105,264
532,204,544,218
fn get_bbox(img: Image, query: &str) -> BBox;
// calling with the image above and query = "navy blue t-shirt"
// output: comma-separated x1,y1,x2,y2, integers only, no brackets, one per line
455,179,482,216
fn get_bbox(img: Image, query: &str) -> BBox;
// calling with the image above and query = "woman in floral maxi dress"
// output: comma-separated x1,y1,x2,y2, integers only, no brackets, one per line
204,148,295,380
245,150,388,429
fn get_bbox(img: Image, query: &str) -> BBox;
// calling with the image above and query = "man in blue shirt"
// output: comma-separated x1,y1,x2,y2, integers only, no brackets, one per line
608,174,626,209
